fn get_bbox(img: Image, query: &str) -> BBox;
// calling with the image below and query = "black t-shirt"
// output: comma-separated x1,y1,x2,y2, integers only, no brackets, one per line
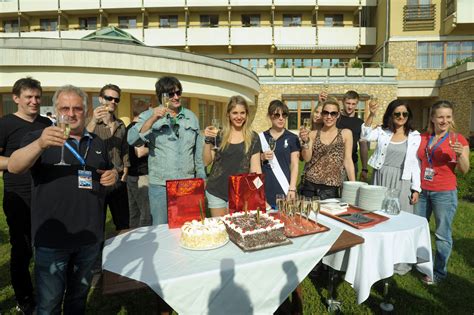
126,122,148,177
21,130,111,249
206,132,261,201
0,114,51,196
336,115,364,164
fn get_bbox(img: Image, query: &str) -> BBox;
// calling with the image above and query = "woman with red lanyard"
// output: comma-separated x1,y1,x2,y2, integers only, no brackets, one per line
416,100,470,285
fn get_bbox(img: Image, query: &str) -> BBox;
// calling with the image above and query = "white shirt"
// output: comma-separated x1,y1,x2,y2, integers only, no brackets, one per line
361,125,421,192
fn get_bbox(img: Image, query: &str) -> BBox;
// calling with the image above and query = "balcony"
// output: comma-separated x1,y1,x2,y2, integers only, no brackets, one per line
451,0,474,24
144,28,186,46
403,4,436,31
274,27,316,48
187,27,229,46
230,0,272,6
0,0,18,13
187,0,228,7
144,0,185,7
230,27,272,46
101,0,141,9
273,0,316,5
59,0,100,11
19,0,58,12
319,27,375,48
317,0,375,6
122,28,144,42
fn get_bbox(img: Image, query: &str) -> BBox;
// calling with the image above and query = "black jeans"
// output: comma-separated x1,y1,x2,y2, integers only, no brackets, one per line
3,191,34,303
299,181,340,200
105,180,130,230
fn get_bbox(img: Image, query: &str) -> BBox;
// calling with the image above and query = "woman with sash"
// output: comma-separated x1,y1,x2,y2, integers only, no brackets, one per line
416,100,470,285
203,95,262,217
299,99,355,199
259,100,301,208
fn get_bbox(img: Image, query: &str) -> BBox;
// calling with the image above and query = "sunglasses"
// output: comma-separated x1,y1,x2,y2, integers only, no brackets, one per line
103,95,120,103
272,113,288,119
321,110,339,118
168,90,182,97
393,111,409,118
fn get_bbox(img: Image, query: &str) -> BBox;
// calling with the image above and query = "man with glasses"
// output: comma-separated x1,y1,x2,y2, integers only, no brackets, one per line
8,85,117,314
128,76,206,226
0,77,51,314
87,84,130,230
336,90,369,181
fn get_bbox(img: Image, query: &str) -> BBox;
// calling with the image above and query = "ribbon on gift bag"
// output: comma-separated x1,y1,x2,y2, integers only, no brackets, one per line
166,178,205,228
228,173,266,214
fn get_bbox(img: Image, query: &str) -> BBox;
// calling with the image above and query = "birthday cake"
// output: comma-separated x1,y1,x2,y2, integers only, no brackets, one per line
222,210,290,251
180,218,228,250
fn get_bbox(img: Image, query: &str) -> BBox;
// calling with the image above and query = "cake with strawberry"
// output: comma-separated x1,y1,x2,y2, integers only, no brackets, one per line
222,210,290,251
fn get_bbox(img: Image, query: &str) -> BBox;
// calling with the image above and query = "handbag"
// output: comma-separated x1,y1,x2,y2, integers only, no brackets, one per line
166,178,205,228
228,173,266,213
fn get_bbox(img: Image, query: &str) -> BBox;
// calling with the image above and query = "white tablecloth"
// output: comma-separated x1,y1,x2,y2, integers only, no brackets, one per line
320,211,433,304
102,224,343,315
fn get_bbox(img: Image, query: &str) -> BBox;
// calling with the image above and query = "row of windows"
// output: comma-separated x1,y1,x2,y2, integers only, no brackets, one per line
2,13,347,32
226,58,345,71
417,41,474,69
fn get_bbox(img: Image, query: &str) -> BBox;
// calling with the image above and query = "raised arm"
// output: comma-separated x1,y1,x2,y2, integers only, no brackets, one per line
300,129,316,162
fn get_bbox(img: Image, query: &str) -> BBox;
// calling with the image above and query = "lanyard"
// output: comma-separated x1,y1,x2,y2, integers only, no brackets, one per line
425,132,448,166
65,138,91,168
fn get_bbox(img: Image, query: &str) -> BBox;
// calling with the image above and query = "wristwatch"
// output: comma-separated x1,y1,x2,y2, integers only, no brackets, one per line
362,169,368,172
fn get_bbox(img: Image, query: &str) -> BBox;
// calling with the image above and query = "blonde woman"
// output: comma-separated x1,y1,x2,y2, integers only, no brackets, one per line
204,96,262,217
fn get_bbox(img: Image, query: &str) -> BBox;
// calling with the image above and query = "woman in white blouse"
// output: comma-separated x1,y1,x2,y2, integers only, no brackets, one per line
361,99,421,213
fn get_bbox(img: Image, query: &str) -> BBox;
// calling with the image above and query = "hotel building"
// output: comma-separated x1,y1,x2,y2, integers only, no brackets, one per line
0,0,473,138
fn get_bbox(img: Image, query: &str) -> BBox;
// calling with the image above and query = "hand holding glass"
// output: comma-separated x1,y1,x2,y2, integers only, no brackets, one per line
161,93,170,109
448,131,459,163
55,114,71,166
211,118,221,150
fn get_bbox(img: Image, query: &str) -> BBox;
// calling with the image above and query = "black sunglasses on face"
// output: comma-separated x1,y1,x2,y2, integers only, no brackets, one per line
321,110,339,118
103,95,120,103
393,111,409,118
168,90,182,97
272,113,288,119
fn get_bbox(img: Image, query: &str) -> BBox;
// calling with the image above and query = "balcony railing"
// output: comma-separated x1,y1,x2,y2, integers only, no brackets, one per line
403,4,436,31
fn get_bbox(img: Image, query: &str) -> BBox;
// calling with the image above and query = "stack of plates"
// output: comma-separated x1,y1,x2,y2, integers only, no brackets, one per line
341,181,368,205
358,185,388,211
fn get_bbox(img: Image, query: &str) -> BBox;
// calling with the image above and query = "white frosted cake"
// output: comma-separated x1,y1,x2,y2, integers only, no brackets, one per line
222,210,289,251
180,218,228,250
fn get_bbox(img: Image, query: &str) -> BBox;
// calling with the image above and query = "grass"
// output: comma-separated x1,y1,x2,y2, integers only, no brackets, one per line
1,172,473,314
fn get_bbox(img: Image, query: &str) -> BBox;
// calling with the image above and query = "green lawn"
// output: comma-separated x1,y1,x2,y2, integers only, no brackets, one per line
1,175,473,314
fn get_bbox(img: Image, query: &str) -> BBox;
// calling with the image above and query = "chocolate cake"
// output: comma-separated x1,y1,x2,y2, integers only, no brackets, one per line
222,210,290,251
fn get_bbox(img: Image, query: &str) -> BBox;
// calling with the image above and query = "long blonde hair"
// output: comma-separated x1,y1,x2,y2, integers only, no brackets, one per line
427,100,455,134
220,95,254,153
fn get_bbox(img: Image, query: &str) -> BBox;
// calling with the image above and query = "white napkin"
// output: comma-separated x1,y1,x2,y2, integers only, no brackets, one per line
320,202,349,215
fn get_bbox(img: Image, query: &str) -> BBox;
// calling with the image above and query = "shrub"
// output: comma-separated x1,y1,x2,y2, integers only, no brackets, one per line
457,152,474,201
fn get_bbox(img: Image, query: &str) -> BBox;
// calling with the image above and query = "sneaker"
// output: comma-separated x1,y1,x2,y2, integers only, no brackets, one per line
422,275,436,285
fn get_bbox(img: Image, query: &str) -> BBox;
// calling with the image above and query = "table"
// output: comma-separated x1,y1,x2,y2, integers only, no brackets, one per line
320,211,433,304
102,223,355,314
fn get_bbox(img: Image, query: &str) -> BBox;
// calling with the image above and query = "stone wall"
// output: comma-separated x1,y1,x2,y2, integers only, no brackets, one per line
252,83,398,132
438,77,474,138
388,41,443,81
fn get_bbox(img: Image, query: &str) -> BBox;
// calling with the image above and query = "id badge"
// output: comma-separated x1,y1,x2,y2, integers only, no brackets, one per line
424,168,435,181
78,170,93,189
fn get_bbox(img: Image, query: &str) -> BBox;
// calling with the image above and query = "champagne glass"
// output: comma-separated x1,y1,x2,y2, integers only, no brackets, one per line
275,194,285,214
303,118,311,130
448,131,458,163
55,114,71,166
161,92,170,109
268,137,276,151
311,196,320,225
211,118,221,150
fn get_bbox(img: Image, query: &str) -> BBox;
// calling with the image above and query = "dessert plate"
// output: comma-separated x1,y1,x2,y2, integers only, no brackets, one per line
180,237,229,251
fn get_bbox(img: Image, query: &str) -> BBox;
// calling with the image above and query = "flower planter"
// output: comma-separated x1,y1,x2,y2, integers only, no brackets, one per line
256,68,274,77
311,68,328,77
382,68,398,77
329,68,345,76
293,68,310,77
347,68,363,76
364,68,382,76
275,68,293,77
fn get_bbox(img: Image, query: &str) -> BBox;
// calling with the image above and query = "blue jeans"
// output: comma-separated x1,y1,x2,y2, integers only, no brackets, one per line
416,189,457,280
35,243,101,315
149,184,168,225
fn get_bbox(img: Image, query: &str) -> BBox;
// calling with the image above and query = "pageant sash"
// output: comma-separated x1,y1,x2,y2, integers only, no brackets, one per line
258,132,290,194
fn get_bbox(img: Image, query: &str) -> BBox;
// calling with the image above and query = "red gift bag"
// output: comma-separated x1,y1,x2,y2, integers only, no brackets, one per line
228,173,266,213
166,178,205,229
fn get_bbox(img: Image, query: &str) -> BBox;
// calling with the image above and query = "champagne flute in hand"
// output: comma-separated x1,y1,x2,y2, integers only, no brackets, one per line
161,93,170,109
303,118,311,130
55,114,71,166
448,131,458,163
211,118,221,150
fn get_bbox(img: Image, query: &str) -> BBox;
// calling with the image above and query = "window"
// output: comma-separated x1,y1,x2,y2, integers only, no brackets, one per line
284,98,318,130
199,99,222,129
40,18,57,31
118,16,137,29
3,19,18,32
200,15,219,28
418,41,474,69
160,15,178,28
283,14,302,27
324,14,343,27
241,14,260,27
79,17,97,30
406,0,432,20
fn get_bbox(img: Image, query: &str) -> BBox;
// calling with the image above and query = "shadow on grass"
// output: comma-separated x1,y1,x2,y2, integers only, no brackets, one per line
454,237,474,269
